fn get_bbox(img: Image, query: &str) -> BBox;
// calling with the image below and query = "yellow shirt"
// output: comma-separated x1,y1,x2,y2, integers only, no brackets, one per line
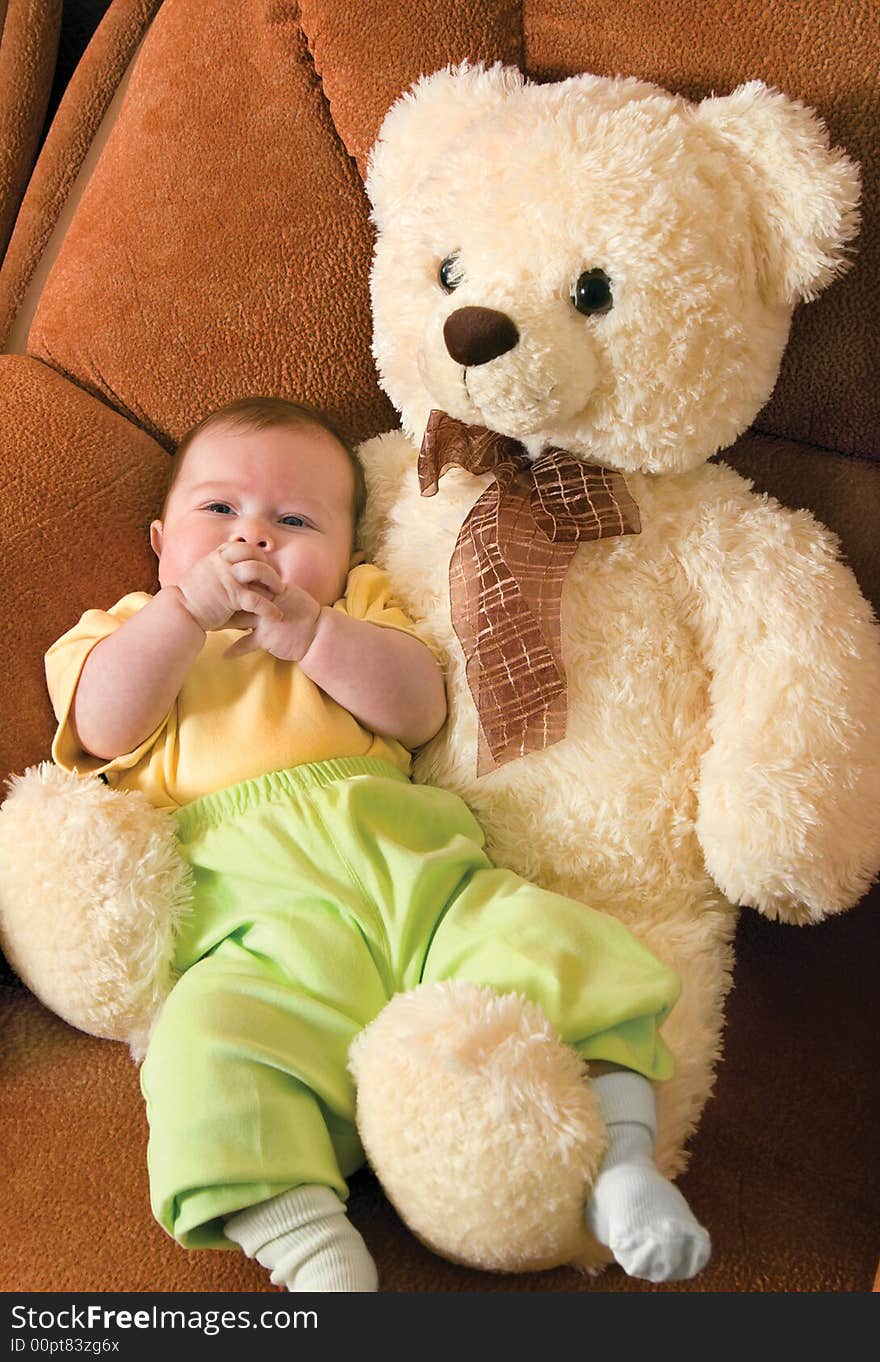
46,564,426,809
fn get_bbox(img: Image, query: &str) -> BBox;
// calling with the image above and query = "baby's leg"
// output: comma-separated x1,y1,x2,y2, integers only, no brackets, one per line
141,951,380,1292
225,1187,377,1292
155,764,412,1291
585,1066,710,1282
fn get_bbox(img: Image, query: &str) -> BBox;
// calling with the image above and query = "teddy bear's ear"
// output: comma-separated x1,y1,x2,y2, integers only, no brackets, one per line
366,62,523,229
695,81,861,305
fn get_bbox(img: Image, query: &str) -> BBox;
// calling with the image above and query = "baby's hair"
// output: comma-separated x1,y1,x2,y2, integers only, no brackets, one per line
166,396,367,523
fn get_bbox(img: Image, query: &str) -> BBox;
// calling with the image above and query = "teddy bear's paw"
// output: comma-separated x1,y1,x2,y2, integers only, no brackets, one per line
349,980,612,1273
0,763,191,1057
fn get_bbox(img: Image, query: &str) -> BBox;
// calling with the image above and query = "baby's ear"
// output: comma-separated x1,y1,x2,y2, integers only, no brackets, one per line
695,81,861,305
150,520,164,558
366,62,523,230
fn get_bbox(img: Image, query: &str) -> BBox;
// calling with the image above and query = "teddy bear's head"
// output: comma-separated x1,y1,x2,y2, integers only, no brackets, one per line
367,65,859,476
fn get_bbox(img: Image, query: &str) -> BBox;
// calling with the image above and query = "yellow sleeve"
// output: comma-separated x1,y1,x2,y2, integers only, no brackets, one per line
44,593,171,777
333,563,432,645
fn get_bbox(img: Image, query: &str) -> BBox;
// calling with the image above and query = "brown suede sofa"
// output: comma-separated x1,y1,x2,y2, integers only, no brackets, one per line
0,0,61,260
1,0,878,1293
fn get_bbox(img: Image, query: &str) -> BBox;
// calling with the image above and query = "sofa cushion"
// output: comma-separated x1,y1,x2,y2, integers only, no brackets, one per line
0,354,168,780
23,0,394,448
0,0,160,346
0,0,62,260
298,0,523,174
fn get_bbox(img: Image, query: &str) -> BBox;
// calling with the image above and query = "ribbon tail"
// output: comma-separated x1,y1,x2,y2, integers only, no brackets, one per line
450,512,570,772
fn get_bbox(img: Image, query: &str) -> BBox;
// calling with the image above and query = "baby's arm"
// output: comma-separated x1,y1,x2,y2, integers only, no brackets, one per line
227,587,447,750
300,608,447,749
74,544,283,760
74,588,206,760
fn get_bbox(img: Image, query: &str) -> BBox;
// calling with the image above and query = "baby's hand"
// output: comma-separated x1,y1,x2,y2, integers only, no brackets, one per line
224,582,323,662
176,543,284,632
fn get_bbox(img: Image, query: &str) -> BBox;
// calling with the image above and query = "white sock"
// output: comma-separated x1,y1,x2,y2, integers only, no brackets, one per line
224,1185,378,1292
585,1072,711,1282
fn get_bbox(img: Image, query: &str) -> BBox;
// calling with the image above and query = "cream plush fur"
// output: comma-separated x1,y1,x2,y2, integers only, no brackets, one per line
349,981,611,1271
1,64,879,1281
0,763,189,1060
348,65,880,1265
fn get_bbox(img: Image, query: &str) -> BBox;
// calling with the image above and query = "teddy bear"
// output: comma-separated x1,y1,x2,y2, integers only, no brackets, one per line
1,63,879,1279
346,63,880,1265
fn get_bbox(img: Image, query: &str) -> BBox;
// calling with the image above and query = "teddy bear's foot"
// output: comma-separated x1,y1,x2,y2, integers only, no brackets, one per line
0,763,191,1058
348,980,612,1274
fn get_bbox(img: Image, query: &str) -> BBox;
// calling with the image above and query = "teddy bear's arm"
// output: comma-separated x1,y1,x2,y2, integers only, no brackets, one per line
680,479,880,922
355,429,418,561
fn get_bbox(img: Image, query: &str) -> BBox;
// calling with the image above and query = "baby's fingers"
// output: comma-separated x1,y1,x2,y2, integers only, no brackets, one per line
223,632,261,660
231,560,283,596
236,589,283,620
218,542,269,566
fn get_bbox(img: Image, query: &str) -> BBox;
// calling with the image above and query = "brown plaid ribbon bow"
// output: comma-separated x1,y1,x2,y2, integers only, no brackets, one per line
419,408,641,774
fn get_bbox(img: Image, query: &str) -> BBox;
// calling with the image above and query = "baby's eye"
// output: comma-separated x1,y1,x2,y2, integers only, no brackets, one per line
280,514,306,528
206,502,234,515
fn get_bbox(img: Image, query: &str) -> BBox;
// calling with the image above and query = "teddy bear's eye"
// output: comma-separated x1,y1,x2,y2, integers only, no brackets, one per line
572,268,613,316
438,255,463,293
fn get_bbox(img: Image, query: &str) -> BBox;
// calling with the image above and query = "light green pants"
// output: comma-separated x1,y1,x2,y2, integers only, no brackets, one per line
140,756,679,1248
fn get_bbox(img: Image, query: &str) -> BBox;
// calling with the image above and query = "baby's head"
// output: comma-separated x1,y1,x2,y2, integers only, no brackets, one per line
151,397,367,607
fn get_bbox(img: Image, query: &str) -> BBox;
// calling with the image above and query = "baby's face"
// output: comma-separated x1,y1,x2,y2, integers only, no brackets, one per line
151,422,356,607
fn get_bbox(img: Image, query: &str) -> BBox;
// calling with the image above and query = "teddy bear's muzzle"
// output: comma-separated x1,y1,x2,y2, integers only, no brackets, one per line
443,306,519,367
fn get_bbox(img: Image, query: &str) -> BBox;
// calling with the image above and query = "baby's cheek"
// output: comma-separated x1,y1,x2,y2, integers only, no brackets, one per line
158,527,225,587
283,546,346,605
156,544,193,588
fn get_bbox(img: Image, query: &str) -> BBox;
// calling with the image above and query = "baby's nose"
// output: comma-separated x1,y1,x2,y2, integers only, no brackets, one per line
232,521,272,550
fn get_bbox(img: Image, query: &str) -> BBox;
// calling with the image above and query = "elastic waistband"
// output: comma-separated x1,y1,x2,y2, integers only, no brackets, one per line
175,756,409,837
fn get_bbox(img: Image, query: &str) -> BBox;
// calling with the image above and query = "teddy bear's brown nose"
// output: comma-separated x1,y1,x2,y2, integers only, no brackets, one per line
443,307,519,367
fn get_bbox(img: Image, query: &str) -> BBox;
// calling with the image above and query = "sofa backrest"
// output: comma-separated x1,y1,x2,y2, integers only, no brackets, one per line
6,0,879,460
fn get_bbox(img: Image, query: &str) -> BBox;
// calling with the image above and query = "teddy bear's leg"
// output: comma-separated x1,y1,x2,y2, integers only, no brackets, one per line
349,980,611,1273
351,985,710,1280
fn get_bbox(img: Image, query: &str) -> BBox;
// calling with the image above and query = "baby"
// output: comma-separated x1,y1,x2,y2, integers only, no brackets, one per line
46,397,710,1291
